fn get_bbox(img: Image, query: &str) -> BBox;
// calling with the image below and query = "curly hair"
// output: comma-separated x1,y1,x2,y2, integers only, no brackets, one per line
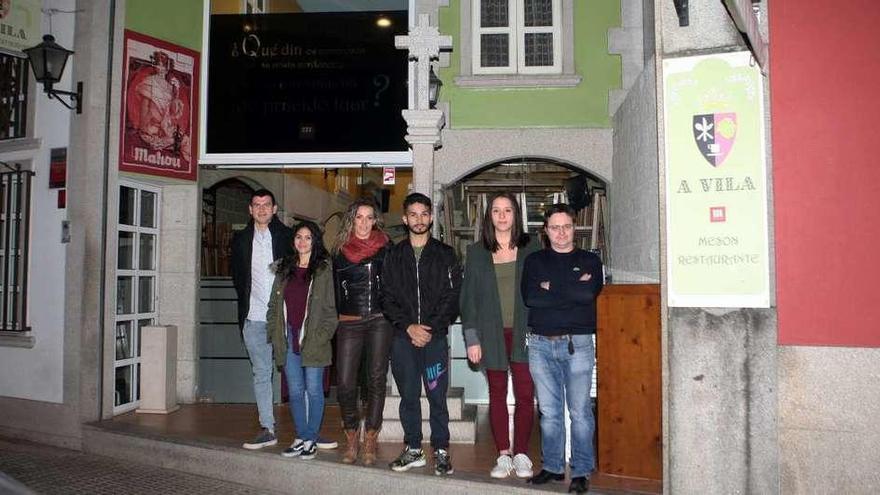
331,197,384,255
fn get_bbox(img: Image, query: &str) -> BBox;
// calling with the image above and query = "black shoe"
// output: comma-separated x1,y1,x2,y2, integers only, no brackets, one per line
433,448,454,476
389,448,427,472
299,440,317,460
242,428,277,450
568,476,590,493
527,469,565,485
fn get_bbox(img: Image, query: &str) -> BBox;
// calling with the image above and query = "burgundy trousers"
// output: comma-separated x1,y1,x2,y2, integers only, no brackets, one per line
485,328,535,454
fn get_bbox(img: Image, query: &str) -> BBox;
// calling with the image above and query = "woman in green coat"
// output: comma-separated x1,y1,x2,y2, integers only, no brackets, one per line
266,220,337,460
460,192,539,479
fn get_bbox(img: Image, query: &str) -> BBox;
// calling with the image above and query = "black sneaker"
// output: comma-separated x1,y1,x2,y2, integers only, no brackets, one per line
389,448,427,472
243,428,277,450
315,436,338,449
434,449,454,476
281,439,304,458
299,441,317,460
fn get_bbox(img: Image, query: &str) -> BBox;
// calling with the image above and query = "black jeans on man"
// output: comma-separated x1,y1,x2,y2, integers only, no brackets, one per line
390,334,450,449
336,315,393,431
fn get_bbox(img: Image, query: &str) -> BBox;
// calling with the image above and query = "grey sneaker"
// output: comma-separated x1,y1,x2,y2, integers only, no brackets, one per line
434,448,454,476
243,428,277,450
390,448,427,472
281,439,304,458
299,440,317,460
512,453,534,478
490,454,514,478
315,436,338,449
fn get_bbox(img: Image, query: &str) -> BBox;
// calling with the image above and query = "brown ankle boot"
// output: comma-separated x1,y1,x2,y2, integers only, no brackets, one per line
362,429,379,466
342,429,359,464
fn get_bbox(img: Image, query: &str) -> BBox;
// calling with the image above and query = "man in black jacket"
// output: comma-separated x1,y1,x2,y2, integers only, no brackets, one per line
382,193,461,476
231,189,292,450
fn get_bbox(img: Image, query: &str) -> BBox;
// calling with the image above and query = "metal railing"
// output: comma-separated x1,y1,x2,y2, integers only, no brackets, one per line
0,53,29,141
0,168,33,331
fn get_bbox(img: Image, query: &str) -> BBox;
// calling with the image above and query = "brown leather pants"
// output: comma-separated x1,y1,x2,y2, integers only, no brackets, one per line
335,315,393,431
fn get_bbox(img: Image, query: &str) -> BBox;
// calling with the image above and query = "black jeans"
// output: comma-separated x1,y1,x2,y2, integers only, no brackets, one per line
336,315,393,431
391,334,450,449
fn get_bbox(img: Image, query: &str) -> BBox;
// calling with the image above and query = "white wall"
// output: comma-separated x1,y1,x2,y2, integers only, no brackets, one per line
0,0,76,403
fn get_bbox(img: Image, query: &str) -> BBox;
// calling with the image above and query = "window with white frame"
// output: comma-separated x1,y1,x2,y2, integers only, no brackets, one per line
472,0,562,75
114,182,160,414
244,0,265,14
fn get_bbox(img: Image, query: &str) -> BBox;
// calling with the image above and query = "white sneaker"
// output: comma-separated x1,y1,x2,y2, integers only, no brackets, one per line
490,454,514,478
512,453,534,478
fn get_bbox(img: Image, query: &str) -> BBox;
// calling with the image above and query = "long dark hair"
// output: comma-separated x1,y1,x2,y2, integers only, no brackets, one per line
480,192,530,252
291,220,329,281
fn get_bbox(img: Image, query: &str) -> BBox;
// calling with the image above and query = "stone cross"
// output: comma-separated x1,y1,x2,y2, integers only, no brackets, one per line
395,14,452,111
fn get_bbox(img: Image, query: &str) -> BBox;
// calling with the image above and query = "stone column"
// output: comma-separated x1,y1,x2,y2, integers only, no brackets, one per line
402,109,444,195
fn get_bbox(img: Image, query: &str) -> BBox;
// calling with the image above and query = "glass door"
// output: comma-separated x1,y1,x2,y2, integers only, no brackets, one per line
114,182,160,414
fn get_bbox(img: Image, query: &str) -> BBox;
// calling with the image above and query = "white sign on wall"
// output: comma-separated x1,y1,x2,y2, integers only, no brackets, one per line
663,52,770,308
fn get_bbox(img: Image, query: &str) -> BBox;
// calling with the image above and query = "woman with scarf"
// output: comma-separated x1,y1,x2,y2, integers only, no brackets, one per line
332,198,393,465
266,220,337,460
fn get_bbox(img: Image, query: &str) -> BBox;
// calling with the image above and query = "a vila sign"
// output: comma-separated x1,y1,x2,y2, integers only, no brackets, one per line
0,0,40,55
663,52,770,308
119,30,200,181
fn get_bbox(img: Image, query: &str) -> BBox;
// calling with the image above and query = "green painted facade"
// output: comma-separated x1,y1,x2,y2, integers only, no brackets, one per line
438,0,621,129
125,0,204,51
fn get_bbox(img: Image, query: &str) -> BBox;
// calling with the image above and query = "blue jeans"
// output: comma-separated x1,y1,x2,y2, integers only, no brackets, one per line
284,346,325,442
528,333,596,477
243,319,274,431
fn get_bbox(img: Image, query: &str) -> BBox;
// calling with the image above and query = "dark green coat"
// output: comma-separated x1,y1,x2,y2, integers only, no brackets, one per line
266,257,337,368
459,239,539,370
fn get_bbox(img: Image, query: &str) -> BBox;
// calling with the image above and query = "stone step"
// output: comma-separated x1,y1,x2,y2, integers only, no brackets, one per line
81,421,540,494
382,386,466,421
378,404,477,444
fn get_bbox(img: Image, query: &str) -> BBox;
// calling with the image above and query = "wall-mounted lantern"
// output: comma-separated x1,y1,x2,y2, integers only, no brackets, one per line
23,35,83,114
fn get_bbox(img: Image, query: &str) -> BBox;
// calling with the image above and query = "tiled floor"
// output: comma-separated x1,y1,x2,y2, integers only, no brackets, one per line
0,437,284,495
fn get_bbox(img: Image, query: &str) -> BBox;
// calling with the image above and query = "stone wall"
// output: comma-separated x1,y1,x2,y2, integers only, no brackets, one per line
609,57,659,283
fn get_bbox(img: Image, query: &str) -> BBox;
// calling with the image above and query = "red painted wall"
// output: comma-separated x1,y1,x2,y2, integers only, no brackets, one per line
771,1,880,345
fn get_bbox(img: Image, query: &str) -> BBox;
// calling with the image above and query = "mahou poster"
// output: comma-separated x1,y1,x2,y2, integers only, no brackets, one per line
120,30,199,181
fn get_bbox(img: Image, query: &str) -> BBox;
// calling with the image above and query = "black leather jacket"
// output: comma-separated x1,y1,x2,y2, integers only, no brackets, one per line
333,243,391,317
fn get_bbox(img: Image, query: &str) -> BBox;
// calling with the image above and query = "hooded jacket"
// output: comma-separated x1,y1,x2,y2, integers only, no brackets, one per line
266,257,337,367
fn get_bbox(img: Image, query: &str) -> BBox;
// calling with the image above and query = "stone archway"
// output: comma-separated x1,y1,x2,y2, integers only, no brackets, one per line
438,156,609,262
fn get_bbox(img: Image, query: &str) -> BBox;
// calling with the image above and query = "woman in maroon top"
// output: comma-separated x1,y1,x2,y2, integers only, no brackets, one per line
266,221,337,460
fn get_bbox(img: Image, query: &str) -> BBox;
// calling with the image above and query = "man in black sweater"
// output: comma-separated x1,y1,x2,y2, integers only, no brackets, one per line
382,193,461,476
521,203,603,494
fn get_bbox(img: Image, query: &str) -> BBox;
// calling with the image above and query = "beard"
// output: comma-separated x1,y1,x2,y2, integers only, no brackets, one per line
407,221,432,235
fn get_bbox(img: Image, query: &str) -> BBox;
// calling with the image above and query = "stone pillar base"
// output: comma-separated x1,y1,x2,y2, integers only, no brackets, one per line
137,325,180,415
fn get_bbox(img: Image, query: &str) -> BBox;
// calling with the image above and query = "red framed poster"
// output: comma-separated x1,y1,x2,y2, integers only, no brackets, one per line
119,30,199,181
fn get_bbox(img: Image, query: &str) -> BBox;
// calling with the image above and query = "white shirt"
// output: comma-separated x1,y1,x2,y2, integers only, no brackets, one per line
247,227,274,322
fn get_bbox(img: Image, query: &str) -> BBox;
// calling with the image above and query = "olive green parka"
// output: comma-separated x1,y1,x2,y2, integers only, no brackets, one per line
266,257,337,367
